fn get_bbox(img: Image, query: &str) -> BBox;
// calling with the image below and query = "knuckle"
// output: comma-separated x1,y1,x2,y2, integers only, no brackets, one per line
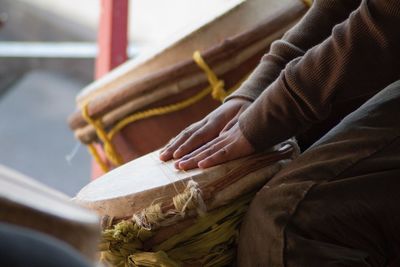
202,122,213,131
182,130,191,138
206,155,216,164
166,137,176,146
212,113,223,121
167,140,176,148
191,132,202,141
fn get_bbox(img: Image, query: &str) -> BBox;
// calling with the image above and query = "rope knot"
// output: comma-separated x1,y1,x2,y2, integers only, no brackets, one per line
211,80,227,102
193,50,227,102
133,203,165,230
172,180,206,217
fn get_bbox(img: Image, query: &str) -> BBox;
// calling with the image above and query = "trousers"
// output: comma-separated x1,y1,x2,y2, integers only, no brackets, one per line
238,80,400,266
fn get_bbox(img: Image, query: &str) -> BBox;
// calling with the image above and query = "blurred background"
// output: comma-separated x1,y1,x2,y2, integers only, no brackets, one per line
0,0,236,196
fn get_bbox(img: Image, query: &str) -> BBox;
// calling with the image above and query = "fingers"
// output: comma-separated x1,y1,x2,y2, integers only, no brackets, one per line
175,122,255,171
173,139,215,169
220,117,238,134
173,122,220,159
159,122,203,161
198,143,236,169
176,138,226,170
159,99,251,162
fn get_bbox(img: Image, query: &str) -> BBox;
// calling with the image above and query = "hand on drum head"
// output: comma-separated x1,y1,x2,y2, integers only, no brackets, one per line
159,98,251,162
174,121,255,170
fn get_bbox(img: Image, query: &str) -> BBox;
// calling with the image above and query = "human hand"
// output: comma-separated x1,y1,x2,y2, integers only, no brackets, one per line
159,98,251,161
174,122,255,170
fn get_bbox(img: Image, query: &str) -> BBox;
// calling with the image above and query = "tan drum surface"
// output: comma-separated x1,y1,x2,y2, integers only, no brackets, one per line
74,142,298,266
75,143,296,219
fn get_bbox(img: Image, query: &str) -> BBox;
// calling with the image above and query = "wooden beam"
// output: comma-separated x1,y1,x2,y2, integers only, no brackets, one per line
0,42,137,58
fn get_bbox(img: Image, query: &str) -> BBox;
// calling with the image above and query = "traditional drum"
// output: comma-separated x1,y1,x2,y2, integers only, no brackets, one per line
0,165,100,260
68,0,310,173
74,140,299,266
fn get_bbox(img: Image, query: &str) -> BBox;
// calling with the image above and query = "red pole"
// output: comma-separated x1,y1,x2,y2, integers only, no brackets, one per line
96,0,129,78
92,0,129,179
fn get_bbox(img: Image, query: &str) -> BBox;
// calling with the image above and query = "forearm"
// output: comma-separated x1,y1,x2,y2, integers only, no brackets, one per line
239,0,400,150
226,0,362,102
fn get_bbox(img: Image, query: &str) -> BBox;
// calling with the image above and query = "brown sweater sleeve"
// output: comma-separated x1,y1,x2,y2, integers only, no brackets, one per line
225,0,362,102
239,0,400,150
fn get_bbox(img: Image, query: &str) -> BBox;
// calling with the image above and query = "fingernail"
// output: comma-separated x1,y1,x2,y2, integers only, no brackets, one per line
179,160,190,170
173,149,181,159
198,160,206,169
159,152,168,160
174,160,181,169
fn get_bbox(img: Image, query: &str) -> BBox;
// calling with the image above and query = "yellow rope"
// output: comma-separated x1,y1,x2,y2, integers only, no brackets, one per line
108,85,212,140
82,50,247,171
81,104,124,167
193,51,227,102
87,143,109,173
100,193,253,267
